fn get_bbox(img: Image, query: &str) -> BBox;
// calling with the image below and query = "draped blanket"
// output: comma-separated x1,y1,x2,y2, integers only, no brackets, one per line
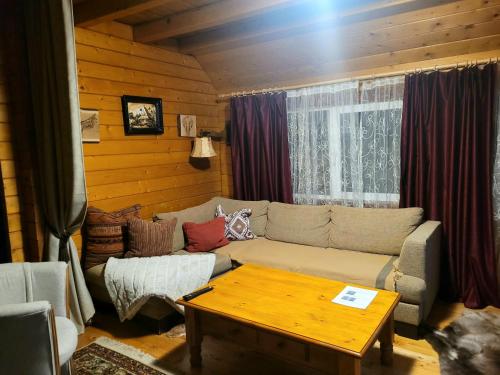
104,254,215,321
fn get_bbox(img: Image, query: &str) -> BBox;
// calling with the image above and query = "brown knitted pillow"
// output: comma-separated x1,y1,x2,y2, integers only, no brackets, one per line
83,205,141,270
125,217,177,258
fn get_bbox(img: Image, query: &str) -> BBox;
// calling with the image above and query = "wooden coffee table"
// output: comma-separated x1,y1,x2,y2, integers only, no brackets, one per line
177,263,400,375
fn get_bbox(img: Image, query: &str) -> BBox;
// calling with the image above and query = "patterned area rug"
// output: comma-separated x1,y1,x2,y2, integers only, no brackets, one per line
425,311,500,375
74,337,174,375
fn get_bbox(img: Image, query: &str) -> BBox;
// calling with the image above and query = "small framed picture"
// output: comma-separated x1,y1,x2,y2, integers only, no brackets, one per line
121,95,163,135
179,114,197,137
80,109,100,143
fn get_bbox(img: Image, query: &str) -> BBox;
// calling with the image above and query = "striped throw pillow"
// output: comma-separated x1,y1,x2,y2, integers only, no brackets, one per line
83,205,141,270
125,217,177,258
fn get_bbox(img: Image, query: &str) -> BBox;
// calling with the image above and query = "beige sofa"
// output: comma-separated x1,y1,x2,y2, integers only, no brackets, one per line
156,197,441,328
86,196,441,329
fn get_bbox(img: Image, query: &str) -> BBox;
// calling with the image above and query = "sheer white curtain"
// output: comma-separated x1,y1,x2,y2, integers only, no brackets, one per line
287,76,404,207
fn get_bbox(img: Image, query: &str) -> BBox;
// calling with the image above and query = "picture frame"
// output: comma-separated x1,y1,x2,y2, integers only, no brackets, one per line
121,95,163,135
179,114,197,137
80,108,100,143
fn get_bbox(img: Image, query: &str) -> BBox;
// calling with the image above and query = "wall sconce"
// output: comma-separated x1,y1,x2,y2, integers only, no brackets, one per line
191,131,217,158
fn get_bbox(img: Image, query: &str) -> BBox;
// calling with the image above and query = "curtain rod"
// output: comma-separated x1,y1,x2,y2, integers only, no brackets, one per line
216,57,499,101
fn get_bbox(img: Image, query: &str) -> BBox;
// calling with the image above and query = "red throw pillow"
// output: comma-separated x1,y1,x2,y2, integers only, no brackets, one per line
182,217,229,252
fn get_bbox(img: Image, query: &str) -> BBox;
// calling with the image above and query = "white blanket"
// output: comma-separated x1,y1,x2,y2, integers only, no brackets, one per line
104,254,215,322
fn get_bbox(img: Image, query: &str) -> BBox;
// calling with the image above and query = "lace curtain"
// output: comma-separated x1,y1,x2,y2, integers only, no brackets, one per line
287,76,404,207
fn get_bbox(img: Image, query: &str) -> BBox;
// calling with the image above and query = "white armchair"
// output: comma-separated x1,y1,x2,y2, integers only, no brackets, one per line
0,262,78,375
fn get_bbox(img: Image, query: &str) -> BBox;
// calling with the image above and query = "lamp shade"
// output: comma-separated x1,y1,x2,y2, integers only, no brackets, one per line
191,137,216,158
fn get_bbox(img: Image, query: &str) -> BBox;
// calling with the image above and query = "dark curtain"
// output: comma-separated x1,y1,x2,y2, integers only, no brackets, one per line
230,93,293,203
400,64,500,308
0,166,11,263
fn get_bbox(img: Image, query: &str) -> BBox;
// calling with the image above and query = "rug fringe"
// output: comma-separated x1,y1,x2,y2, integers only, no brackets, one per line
89,336,174,374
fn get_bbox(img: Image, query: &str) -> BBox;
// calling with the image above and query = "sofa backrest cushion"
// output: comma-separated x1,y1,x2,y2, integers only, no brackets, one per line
330,206,423,255
154,198,218,251
212,197,269,236
265,202,331,247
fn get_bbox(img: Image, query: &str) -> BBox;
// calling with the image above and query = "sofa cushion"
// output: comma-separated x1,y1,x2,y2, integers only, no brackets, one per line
183,218,229,253
154,198,219,251
265,202,331,247
215,238,395,289
330,206,423,255
215,204,255,241
125,217,177,258
83,205,141,269
212,197,269,236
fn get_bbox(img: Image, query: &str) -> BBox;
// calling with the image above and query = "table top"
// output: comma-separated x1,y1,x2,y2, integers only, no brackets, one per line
177,263,400,357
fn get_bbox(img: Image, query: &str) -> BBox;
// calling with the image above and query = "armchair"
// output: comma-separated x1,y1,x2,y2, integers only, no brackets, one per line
0,262,78,375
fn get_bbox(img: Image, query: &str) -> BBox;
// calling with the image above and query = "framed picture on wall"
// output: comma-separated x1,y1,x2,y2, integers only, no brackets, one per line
121,95,164,135
80,109,100,142
179,114,197,137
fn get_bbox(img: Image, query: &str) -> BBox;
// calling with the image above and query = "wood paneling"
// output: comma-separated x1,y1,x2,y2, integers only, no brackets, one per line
0,48,41,261
75,27,225,256
186,0,500,92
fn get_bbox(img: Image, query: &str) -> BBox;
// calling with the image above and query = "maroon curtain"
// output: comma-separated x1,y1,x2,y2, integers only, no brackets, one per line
400,64,499,308
230,93,293,203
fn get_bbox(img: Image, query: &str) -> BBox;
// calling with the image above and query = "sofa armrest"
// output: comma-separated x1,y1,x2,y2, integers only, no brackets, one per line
398,220,441,318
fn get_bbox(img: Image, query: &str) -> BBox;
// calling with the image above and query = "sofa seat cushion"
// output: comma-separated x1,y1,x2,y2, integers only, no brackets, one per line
215,238,396,289
55,316,78,365
330,206,423,255
212,197,269,236
154,199,219,251
85,251,233,314
265,202,331,247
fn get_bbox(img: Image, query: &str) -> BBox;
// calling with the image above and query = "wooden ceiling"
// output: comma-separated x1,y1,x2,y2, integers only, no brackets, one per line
73,0,500,93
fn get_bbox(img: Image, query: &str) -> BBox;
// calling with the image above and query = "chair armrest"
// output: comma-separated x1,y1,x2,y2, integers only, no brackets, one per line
0,301,59,375
30,262,69,318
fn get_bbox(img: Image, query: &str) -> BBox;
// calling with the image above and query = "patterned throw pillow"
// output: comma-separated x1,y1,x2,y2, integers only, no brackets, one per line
83,205,141,270
125,217,177,258
215,204,256,241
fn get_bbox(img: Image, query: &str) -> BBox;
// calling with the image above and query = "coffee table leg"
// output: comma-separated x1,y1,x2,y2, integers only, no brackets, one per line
185,307,202,367
338,354,361,375
379,311,394,366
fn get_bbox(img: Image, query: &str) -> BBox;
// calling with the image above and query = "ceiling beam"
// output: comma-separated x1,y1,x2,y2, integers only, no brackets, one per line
179,0,458,55
133,0,301,43
74,0,170,27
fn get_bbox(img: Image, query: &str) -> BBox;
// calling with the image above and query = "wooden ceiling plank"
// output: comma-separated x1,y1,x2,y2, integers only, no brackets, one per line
180,0,494,54
197,5,500,71
74,0,172,27
207,35,500,92
133,0,300,43
198,22,500,83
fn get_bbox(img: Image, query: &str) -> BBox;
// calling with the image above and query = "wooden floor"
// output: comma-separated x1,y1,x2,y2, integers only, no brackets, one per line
78,301,500,375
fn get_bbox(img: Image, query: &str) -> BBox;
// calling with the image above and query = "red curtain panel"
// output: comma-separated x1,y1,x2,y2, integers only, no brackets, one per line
230,93,293,203
400,64,499,308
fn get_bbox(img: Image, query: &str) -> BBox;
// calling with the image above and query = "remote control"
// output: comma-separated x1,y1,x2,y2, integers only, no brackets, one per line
183,286,214,301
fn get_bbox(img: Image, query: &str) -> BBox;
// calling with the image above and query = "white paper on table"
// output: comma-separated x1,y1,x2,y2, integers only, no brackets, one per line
332,286,378,309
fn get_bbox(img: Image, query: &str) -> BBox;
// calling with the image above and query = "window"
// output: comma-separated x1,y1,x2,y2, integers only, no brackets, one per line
287,77,404,207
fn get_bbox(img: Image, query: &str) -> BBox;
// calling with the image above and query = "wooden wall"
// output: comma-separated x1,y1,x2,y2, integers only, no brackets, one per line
0,52,22,260
73,26,225,253
0,34,41,263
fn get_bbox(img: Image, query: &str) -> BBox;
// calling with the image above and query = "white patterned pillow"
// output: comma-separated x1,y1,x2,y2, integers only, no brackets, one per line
215,204,256,241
